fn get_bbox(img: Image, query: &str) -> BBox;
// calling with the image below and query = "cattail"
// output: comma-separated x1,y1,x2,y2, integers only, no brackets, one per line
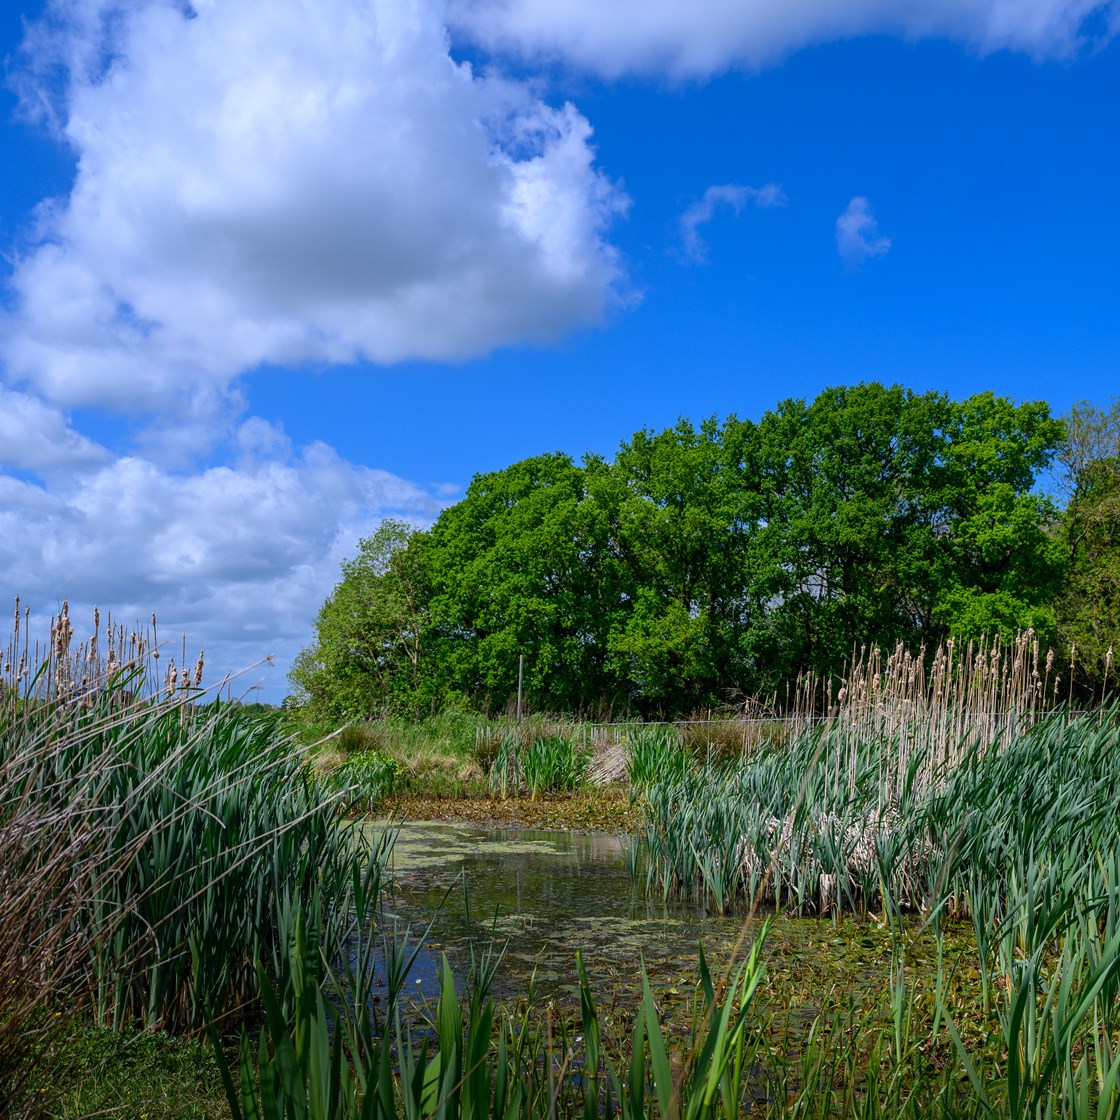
193,650,205,687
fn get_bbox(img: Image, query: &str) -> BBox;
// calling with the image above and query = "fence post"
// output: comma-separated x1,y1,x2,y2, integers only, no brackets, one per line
516,653,524,724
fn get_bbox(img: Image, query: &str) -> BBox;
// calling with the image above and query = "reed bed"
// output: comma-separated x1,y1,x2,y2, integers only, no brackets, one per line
488,731,593,797
1,600,389,1116
622,635,1120,1117
636,633,1095,916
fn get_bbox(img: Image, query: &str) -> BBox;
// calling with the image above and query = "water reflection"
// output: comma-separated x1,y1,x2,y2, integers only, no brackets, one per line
372,821,784,1008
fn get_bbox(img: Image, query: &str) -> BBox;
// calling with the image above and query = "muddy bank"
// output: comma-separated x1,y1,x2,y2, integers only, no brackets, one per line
383,788,641,834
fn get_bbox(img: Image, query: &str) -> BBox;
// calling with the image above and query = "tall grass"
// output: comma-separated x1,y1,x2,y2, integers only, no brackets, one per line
221,895,771,1120
637,632,1116,919
487,731,592,797
631,634,1120,1117
625,725,695,790
1,600,390,1114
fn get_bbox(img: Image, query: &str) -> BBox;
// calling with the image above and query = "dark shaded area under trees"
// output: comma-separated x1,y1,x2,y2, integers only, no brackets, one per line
289,383,1120,721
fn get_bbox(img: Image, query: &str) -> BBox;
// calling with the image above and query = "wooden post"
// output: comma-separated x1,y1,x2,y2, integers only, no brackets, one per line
516,653,524,723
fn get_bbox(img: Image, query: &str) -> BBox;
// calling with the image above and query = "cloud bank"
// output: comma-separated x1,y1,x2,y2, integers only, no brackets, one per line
0,413,446,701
5,0,628,429
449,0,1118,77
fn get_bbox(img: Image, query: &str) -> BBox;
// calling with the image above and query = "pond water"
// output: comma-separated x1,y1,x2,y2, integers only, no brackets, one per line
367,820,924,1025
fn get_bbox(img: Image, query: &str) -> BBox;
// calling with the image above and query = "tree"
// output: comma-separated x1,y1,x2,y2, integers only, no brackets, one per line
928,391,1065,644
744,385,1063,681
288,520,429,721
593,415,763,713
745,384,952,682
1058,457,1120,689
1054,397,1120,502
422,453,621,713
292,383,1067,722
1055,398,1120,692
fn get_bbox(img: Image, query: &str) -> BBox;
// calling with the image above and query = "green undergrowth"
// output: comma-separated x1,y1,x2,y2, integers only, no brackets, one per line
2,635,392,1117
309,714,611,801
37,1020,229,1120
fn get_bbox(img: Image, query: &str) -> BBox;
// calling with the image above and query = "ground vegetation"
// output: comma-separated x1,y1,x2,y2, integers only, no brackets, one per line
10,601,1120,1119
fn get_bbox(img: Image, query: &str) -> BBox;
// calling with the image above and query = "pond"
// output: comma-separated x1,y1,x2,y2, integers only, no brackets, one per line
366,820,939,1030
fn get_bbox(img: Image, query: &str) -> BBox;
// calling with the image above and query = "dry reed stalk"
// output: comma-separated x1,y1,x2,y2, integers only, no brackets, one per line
4,598,202,716
780,631,1065,808
0,737,111,1118
0,597,213,1113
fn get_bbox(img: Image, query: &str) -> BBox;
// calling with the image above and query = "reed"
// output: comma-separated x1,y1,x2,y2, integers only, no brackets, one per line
2,598,388,1116
0,735,100,1116
220,897,771,1120
487,730,592,797
632,635,1120,1117
625,725,694,789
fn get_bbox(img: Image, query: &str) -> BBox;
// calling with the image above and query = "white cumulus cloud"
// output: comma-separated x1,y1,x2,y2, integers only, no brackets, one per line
679,183,786,263
0,386,111,472
0,428,449,703
835,196,891,267
448,0,1118,78
4,0,629,426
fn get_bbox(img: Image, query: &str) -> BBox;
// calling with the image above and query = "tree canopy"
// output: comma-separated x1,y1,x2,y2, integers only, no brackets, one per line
290,382,1115,721
1055,398,1120,694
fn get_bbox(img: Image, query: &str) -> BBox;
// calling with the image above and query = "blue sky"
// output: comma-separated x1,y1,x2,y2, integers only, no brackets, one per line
1,0,1118,702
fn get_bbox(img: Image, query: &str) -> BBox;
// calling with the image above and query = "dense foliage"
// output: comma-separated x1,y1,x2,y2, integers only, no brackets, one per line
1055,397,1120,694
290,382,1118,720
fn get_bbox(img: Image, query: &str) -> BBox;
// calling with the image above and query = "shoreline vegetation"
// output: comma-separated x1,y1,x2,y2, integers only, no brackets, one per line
6,601,1120,1118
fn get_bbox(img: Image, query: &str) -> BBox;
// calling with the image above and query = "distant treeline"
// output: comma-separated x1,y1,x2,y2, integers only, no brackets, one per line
289,383,1119,720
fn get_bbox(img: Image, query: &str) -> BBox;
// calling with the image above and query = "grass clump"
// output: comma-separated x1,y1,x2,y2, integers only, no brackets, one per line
330,748,403,811
1,599,390,1118
45,1021,229,1120
487,730,592,797
625,725,695,789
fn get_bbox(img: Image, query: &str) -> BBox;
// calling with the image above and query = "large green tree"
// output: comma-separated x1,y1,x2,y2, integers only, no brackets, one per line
928,390,1065,643
288,519,429,720
743,385,1063,683
421,453,621,713
590,415,763,713
290,383,1066,720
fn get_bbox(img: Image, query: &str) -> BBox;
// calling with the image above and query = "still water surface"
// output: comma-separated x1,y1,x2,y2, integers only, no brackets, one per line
369,821,898,1016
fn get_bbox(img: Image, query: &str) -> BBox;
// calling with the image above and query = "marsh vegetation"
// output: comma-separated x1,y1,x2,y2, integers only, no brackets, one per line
6,599,1120,1119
